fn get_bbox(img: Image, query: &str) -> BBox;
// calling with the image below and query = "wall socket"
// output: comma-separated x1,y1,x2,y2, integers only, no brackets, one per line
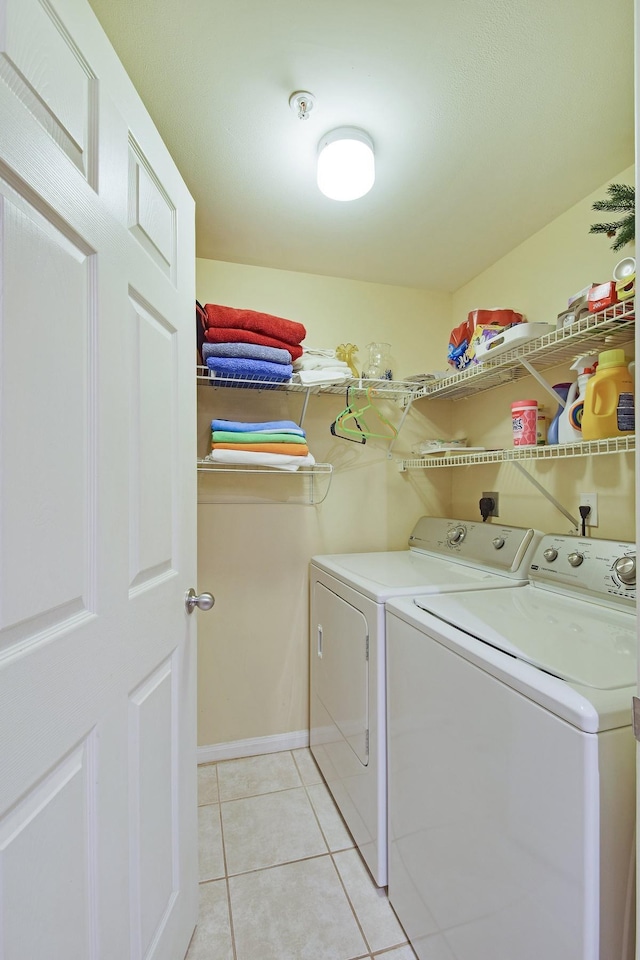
579,492,598,527
482,491,499,518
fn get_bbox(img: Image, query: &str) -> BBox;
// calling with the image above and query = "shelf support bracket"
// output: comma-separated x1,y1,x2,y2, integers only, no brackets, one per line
518,357,567,407
298,388,312,427
386,396,415,458
511,461,579,530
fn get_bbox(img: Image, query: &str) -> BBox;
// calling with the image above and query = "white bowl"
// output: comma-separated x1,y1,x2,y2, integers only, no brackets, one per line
613,256,635,281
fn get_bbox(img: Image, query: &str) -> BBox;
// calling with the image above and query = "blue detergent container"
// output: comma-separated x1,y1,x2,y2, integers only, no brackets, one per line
547,383,572,444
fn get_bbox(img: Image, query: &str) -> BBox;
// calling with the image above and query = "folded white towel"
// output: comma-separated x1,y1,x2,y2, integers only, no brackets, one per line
206,450,316,472
293,356,351,371
299,346,336,358
297,370,351,386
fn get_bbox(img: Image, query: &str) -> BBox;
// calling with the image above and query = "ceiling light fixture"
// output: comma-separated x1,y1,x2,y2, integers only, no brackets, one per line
317,127,375,202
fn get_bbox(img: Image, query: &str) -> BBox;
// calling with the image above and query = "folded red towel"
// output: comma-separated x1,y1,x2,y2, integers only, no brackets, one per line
203,327,304,361
204,304,306,346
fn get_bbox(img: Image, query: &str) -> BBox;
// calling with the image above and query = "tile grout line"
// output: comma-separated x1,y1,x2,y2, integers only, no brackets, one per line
219,781,309,808
328,846,375,958
215,749,304,803
225,875,239,960
225,849,335,881
215,762,239,960
302,777,339,858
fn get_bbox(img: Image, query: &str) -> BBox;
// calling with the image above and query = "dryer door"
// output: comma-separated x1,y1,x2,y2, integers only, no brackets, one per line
312,582,369,766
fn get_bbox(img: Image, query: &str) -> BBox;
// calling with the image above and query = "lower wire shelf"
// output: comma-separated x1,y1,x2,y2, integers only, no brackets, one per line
398,435,636,470
197,459,333,505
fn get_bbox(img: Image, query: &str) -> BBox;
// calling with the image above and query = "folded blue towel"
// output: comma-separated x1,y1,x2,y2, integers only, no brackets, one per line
206,356,293,381
211,419,306,437
202,342,292,364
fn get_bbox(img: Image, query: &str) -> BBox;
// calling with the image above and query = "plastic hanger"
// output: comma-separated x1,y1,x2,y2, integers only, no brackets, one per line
330,386,367,443
333,386,398,441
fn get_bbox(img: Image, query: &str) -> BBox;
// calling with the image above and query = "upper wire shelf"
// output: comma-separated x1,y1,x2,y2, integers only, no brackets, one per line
420,298,635,401
196,366,428,402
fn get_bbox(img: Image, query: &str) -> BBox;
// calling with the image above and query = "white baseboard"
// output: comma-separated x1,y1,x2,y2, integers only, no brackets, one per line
197,729,310,765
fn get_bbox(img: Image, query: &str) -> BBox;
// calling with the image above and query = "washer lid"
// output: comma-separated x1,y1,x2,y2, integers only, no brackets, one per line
414,585,636,690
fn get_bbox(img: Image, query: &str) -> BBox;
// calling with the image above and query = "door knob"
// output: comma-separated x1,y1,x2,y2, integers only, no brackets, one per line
185,588,215,614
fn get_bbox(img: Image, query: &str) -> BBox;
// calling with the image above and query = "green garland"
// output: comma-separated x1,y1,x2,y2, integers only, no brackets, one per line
589,183,635,252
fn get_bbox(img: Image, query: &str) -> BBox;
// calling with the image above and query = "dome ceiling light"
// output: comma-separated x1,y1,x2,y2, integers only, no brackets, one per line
289,92,375,202
317,128,375,202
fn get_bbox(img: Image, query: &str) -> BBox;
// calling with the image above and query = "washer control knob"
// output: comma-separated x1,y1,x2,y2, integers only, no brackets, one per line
568,551,584,568
447,525,466,544
492,537,505,549
613,555,636,585
543,547,558,562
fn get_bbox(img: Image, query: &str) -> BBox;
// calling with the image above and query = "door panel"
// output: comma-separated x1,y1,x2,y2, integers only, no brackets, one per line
0,0,97,181
0,184,94,647
129,658,177,959
128,135,176,281
0,737,97,960
128,291,177,591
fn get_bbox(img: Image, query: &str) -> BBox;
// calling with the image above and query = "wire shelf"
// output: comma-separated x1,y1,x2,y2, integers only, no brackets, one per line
196,366,427,401
399,435,635,470
421,299,635,401
197,459,334,504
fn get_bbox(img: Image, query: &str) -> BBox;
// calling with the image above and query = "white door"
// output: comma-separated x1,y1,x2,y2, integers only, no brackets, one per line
636,8,640,960
0,0,198,957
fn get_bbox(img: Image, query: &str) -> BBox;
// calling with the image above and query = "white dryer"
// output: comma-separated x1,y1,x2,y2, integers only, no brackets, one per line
310,517,541,886
386,534,636,960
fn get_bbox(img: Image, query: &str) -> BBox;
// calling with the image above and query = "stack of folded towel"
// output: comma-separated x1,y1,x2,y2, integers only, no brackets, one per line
202,304,307,385
293,348,352,386
207,419,316,472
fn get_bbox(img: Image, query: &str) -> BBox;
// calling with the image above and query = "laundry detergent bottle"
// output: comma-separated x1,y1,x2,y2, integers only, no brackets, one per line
581,349,635,440
557,354,597,443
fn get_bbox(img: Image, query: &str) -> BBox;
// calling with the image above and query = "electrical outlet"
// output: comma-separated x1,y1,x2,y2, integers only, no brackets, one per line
579,492,598,527
482,491,499,518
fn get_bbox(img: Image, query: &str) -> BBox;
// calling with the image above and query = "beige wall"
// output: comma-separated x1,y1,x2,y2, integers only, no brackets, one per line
446,164,635,539
196,260,452,746
196,164,636,748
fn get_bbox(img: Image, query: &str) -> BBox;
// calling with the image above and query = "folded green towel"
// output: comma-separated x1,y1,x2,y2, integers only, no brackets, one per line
211,430,308,445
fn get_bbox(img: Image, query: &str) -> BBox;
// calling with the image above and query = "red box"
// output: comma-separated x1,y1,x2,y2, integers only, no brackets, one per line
588,281,618,312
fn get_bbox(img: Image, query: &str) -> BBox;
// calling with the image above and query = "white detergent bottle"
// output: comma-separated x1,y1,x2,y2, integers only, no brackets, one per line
557,354,597,443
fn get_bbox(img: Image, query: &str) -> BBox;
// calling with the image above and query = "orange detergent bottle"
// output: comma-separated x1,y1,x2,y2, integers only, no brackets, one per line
581,349,635,440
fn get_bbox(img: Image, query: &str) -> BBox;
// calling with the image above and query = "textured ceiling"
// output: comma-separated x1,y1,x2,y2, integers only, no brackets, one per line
87,0,634,291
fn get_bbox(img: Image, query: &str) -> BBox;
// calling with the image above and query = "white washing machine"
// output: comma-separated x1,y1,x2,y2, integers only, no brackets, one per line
386,533,637,960
310,517,542,886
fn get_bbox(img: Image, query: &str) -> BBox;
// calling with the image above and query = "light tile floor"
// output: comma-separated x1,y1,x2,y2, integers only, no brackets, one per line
186,749,417,960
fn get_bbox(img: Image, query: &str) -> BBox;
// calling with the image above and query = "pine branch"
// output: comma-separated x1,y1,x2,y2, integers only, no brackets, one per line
607,183,634,202
592,197,635,212
590,183,635,251
589,221,624,234
611,215,635,252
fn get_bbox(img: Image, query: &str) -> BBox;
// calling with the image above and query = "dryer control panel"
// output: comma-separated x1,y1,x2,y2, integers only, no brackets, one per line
409,516,541,577
529,535,636,607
